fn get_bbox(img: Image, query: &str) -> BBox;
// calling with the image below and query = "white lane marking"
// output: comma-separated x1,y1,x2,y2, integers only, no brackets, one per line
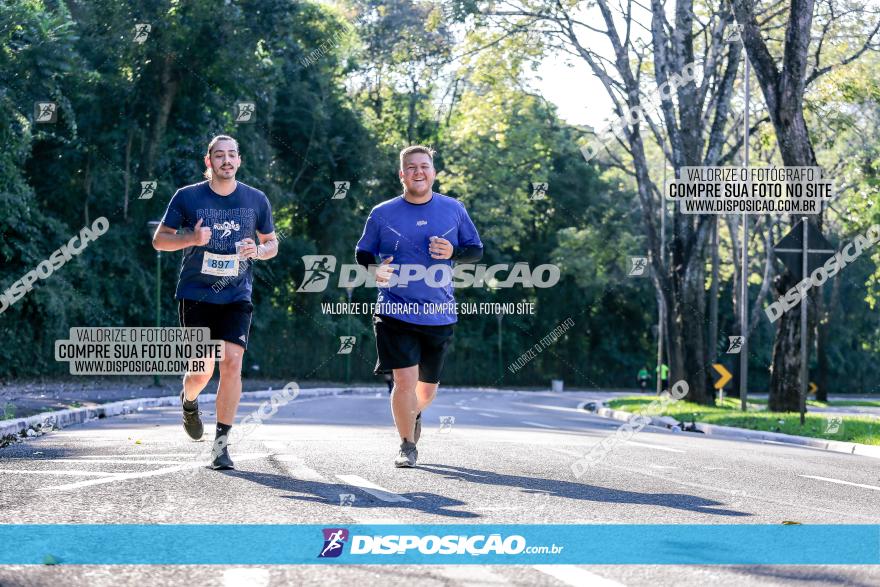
223,568,269,587
478,412,499,418
261,441,327,482
460,408,530,416
799,475,880,492
335,474,411,503
271,454,326,482
522,420,556,429
648,465,678,470
0,469,118,477
12,459,189,465
36,453,268,492
515,402,586,414
534,565,627,587
625,440,685,453
436,566,509,585
78,453,200,458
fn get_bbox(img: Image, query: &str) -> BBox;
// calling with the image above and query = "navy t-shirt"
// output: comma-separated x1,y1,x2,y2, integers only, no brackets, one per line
160,181,274,304
355,193,482,325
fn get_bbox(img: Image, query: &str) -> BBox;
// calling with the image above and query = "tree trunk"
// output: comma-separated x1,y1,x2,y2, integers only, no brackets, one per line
767,115,818,411
144,54,178,178
406,76,419,144
731,0,818,412
708,218,720,368
670,233,713,404
123,127,134,221
815,292,828,403
815,271,840,402
83,153,92,226
768,273,802,411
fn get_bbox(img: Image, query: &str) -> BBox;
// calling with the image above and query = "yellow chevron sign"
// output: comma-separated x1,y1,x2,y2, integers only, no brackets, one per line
713,364,732,390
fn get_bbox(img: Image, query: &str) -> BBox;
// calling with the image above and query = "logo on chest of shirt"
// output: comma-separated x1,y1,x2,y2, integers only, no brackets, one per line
416,220,427,226
213,220,241,239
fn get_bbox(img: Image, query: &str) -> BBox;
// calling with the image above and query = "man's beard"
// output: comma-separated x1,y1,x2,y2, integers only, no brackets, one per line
214,165,235,179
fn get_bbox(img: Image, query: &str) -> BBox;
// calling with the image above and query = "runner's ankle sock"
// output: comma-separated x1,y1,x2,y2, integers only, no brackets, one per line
182,394,198,411
216,422,232,439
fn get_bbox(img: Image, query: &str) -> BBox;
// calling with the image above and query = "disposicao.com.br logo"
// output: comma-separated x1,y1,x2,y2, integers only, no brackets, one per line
317,528,563,558
297,255,560,292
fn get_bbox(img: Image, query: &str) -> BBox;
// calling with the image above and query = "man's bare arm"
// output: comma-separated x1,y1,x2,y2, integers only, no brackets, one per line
153,224,193,252
256,231,278,260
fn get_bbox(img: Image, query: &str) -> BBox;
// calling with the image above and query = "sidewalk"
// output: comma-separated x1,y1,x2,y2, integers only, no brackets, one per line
0,378,358,419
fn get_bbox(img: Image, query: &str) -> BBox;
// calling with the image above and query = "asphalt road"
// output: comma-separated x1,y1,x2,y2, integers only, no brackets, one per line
1,388,879,586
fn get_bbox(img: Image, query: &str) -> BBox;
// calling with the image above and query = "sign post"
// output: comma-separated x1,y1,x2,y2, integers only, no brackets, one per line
740,47,750,412
713,363,732,402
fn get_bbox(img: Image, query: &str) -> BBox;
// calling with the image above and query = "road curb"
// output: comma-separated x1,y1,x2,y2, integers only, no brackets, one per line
0,386,382,445
588,403,880,460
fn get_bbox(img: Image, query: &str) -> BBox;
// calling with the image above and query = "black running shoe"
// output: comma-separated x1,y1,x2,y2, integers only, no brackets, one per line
180,391,203,440
211,440,235,470
394,440,418,468
414,412,422,444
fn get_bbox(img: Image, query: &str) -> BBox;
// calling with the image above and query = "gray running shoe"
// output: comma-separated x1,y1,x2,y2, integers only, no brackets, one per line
394,440,418,468
211,436,235,470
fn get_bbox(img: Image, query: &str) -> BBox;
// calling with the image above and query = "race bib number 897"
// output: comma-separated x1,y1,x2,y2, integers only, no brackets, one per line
201,252,239,277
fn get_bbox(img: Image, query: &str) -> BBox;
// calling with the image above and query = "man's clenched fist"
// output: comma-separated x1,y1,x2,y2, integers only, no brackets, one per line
192,218,212,246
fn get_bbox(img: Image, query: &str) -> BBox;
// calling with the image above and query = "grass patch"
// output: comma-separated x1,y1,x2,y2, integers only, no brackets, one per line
828,399,880,408
738,398,880,408
606,395,879,445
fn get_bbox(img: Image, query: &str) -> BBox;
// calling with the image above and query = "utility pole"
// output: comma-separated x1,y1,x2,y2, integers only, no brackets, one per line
497,310,504,381
799,219,809,424
739,41,751,411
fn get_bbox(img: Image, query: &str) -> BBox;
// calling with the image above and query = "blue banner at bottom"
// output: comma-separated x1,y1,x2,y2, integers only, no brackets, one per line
0,525,878,565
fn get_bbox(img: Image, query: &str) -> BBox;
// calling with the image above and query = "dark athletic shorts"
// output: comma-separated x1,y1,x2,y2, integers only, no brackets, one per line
178,299,254,351
373,314,454,384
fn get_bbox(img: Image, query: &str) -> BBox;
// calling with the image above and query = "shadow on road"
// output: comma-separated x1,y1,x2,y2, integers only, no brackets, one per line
224,469,480,519
729,565,877,587
417,463,751,518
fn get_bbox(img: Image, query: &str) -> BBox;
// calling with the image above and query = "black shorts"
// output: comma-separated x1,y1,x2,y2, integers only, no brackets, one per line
178,298,253,350
373,315,454,384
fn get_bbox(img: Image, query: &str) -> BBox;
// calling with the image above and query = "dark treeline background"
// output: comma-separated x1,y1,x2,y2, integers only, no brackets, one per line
1,0,879,394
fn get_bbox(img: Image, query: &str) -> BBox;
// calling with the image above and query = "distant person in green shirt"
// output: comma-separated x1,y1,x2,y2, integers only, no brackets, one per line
637,367,651,391
656,363,669,393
